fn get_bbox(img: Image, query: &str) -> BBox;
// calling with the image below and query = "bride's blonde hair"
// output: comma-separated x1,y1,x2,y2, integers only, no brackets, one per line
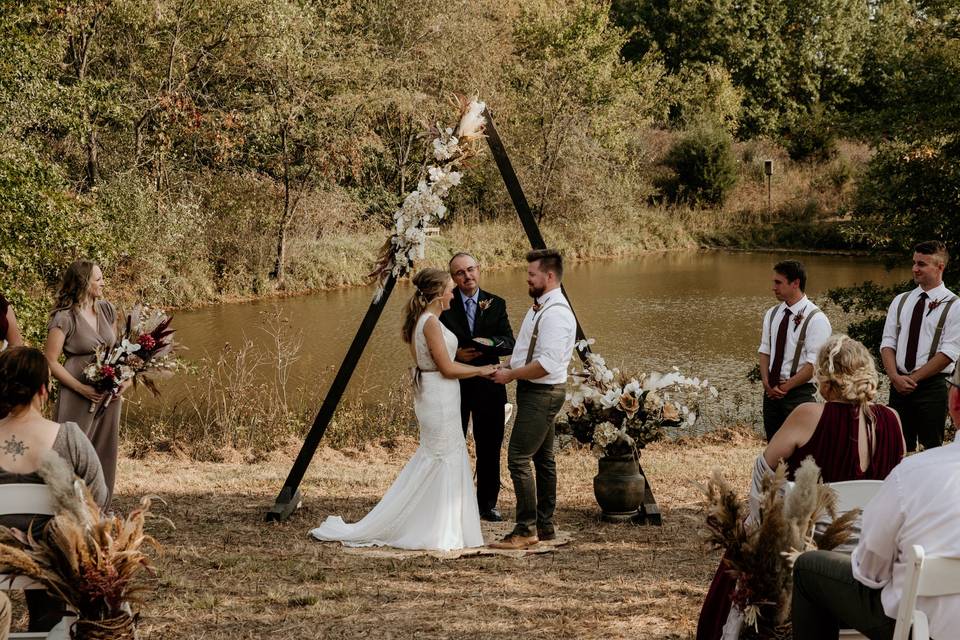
402,268,450,344
815,334,879,424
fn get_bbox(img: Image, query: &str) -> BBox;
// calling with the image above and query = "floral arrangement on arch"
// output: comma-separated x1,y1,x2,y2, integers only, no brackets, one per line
557,339,718,457
369,96,488,301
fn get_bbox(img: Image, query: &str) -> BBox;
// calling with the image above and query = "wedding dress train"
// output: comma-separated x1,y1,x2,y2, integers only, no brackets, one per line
309,312,483,551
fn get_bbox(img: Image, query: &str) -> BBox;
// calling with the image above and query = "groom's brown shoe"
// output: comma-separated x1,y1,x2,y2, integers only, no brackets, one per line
489,533,539,550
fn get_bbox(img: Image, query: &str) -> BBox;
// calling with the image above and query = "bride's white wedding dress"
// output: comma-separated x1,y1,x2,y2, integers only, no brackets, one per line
309,312,484,551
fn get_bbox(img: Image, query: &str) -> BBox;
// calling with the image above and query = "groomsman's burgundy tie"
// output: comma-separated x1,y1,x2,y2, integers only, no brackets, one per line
769,308,792,386
904,292,928,372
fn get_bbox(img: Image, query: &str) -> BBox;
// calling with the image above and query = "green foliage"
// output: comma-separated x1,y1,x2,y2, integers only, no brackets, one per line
658,123,738,206
784,108,837,162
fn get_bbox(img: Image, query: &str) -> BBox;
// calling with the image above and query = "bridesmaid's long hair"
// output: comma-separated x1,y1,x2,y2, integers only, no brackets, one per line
402,268,450,344
816,334,879,426
51,260,98,316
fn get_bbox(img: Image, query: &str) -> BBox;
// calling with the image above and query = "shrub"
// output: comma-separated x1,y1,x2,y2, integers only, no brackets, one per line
784,108,837,162
658,123,738,207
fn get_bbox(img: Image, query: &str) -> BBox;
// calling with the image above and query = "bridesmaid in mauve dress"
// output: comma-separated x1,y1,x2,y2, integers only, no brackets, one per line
0,292,24,348
44,261,130,505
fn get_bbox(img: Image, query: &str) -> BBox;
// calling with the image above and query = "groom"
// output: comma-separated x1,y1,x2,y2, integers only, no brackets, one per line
489,249,577,550
440,252,515,521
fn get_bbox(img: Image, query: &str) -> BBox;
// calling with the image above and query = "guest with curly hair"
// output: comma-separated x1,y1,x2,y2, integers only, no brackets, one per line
698,335,906,640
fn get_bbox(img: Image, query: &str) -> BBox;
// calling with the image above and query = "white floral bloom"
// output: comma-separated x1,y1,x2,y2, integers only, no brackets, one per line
575,338,595,351
567,390,585,408
599,388,621,409
624,380,641,396
455,100,486,141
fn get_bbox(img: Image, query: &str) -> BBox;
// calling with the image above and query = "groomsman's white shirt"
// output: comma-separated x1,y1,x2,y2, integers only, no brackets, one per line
510,288,577,385
757,295,832,382
881,283,959,375
851,441,960,640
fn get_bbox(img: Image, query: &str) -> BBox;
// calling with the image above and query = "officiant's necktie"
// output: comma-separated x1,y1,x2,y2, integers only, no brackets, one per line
769,308,792,386
465,297,476,335
904,292,928,372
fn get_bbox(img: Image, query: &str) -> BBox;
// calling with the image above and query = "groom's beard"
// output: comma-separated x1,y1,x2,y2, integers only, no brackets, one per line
528,284,545,299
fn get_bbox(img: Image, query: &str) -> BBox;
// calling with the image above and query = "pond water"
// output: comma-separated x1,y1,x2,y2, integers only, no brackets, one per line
129,250,909,429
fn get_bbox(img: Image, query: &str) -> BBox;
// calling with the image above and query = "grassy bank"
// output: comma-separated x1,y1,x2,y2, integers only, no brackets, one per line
110,428,760,639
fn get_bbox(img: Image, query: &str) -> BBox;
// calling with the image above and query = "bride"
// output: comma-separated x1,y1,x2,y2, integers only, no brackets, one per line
309,268,498,551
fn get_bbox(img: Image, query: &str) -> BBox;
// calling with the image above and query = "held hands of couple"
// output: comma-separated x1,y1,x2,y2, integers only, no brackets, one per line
475,363,501,379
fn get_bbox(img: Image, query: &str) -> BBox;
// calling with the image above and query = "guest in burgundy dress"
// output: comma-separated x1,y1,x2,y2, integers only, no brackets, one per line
697,334,906,640
0,293,24,349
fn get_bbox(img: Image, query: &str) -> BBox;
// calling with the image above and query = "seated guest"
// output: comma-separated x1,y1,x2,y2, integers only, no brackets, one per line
698,334,906,640
792,393,960,639
0,347,107,631
0,293,23,349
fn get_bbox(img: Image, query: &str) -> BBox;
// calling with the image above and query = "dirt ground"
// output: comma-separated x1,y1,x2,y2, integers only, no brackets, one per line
113,430,761,639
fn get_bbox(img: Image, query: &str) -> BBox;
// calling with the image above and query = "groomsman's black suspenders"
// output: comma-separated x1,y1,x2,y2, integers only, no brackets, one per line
267,109,663,525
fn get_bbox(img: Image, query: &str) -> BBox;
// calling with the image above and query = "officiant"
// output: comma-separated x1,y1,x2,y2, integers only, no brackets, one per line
440,252,515,522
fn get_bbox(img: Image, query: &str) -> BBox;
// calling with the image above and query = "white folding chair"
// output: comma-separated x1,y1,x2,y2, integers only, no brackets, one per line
827,479,884,515
891,545,960,640
788,480,884,639
0,484,71,639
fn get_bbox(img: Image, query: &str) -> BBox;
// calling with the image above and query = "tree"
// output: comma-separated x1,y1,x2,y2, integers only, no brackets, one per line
508,0,664,222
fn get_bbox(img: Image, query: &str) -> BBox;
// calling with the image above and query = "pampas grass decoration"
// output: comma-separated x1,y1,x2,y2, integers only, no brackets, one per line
701,457,858,638
0,453,166,627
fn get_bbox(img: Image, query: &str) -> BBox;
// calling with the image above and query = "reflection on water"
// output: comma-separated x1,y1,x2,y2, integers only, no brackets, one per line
129,250,909,428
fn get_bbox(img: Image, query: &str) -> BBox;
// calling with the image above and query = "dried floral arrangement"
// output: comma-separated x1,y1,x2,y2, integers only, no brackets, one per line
0,451,165,638
701,457,859,638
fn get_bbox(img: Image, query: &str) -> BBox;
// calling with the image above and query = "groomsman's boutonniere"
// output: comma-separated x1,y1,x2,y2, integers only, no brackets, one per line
478,299,492,312
793,310,805,330
927,297,945,316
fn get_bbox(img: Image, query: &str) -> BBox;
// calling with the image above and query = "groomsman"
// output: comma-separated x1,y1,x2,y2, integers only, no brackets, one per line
489,249,577,550
440,252,515,522
881,241,959,451
759,260,832,441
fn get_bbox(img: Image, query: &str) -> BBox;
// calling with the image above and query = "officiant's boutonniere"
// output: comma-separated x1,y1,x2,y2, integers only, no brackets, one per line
478,299,492,312
793,310,805,330
927,297,946,316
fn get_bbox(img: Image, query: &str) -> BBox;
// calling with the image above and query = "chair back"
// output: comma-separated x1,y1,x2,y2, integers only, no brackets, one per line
891,545,960,640
827,479,884,514
0,483,55,517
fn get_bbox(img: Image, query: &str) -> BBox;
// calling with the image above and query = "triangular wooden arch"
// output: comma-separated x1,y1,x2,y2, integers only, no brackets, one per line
266,110,661,524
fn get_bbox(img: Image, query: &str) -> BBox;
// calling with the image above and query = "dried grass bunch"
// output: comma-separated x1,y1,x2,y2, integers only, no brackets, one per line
701,457,859,637
0,451,163,623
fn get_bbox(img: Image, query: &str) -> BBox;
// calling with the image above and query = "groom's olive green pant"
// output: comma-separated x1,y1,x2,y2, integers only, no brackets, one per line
508,380,567,537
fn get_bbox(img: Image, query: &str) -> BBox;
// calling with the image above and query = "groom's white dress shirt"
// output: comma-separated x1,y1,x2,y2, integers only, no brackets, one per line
509,287,576,385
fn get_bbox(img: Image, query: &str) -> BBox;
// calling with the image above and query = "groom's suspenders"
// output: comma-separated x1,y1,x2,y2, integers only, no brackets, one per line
525,303,572,366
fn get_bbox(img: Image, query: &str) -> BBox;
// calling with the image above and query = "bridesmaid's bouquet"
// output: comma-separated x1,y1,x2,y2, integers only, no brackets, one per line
84,304,179,414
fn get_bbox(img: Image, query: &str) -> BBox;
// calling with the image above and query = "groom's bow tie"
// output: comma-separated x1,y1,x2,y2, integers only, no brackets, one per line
532,300,543,312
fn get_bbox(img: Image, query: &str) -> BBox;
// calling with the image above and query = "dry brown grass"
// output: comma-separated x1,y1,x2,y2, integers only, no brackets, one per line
113,429,763,639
